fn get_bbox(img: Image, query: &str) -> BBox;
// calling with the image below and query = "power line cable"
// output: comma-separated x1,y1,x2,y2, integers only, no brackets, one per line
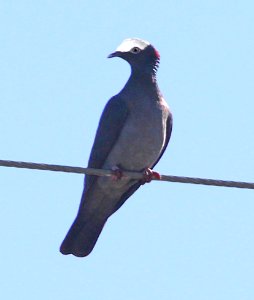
0,159,253,190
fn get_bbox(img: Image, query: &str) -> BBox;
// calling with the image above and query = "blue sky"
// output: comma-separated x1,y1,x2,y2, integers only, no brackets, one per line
1,1,254,299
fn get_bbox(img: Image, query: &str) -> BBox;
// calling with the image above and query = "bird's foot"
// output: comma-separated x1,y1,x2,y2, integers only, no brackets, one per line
141,168,161,184
111,166,123,181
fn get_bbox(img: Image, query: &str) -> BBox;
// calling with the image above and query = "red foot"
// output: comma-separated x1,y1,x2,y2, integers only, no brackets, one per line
141,168,161,184
111,166,123,181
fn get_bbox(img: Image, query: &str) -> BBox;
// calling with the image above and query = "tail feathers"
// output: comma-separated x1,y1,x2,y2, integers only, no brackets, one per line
60,216,107,257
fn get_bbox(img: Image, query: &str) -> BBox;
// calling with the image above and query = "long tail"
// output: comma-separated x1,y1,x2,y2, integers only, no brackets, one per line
60,215,107,257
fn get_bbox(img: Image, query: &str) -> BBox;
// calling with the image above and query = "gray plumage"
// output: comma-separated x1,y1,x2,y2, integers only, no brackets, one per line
60,38,173,257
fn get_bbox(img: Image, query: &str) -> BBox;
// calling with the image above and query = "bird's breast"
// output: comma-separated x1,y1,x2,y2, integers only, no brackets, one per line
103,99,168,171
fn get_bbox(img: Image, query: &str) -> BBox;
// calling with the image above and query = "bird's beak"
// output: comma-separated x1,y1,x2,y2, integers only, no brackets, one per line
107,51,121,58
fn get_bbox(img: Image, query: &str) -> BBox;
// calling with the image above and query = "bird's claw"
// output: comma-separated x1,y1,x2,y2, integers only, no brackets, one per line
141,168,161,184
111,166,123,181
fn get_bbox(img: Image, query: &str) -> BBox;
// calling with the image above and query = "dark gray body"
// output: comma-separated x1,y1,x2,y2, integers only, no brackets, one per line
60,40,173,257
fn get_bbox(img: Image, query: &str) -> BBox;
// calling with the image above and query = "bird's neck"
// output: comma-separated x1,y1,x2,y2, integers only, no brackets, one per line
124,69,158,92
119,71,161,104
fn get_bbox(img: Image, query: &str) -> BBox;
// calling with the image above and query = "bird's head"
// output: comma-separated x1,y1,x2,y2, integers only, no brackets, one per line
108,38,160,75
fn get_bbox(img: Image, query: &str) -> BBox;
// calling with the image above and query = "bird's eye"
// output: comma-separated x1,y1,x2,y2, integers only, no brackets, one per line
130,47,141,54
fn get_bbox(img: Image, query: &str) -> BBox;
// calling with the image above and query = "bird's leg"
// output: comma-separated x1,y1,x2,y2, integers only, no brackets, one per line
141,168,161,184
111,165,123,181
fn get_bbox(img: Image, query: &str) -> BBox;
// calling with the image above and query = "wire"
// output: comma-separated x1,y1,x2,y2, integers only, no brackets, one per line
0,159,253,190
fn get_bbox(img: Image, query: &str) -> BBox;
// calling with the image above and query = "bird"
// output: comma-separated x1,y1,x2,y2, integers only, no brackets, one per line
60,38,173,257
